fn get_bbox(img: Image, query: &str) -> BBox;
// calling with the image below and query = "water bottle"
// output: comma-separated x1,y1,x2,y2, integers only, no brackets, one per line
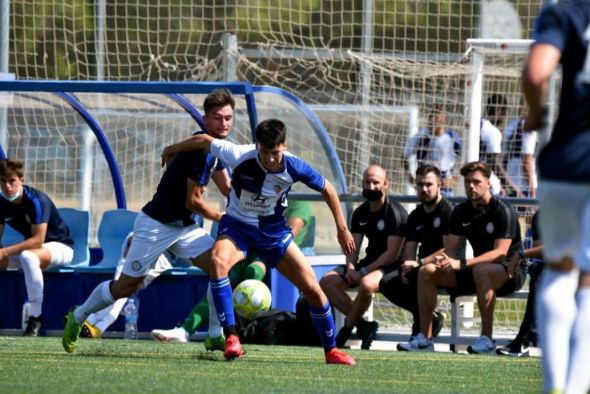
21,301,31,330
123,297,138,340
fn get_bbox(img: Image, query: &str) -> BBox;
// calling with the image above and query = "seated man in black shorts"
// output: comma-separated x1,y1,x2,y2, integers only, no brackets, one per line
320,164,407,350
398,161,526,353
379,164,454,343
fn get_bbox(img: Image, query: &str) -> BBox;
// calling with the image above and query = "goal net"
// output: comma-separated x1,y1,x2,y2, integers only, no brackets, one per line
7,0,546,194
5,1,551,337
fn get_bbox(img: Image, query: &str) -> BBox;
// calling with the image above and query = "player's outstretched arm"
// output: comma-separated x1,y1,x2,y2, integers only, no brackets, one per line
160,134,214,167
320,180,355,256
522,43,560,131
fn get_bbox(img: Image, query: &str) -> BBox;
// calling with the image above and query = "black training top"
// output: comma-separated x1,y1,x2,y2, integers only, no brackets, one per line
0,185,73,246
449,196,521,267
350,198,408,268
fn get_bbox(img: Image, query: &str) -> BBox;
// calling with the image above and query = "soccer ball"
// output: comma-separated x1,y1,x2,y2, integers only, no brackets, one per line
232,279,272,320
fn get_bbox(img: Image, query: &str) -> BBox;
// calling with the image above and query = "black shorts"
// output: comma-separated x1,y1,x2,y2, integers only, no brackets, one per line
332,263,399,280
444,263,527,299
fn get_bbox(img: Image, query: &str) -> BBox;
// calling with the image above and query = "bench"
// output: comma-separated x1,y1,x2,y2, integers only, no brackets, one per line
294,256,530,350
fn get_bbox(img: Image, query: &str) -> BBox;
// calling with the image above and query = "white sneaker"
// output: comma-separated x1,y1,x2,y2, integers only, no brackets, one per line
150,326,189,343
467,335,496,354
397,333,434,352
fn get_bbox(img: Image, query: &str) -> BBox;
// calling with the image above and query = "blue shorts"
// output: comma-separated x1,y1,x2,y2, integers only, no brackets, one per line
217,215,294,268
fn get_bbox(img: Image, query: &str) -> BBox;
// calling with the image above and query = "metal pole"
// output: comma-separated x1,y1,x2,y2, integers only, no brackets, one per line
358,0,373,178
95,0,106,81
222,33,238,82
540,0,559,147
0,0,11,153
466,50,483,163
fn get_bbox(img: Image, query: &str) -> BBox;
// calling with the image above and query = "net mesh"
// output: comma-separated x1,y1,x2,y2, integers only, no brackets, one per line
4,1,550,335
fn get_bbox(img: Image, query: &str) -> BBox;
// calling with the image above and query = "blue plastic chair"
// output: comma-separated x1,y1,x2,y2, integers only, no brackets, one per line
95,209,138,269
1,224,24,246
58,207,91,267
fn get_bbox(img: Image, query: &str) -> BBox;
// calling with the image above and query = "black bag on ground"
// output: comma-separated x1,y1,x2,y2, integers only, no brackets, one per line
234,296,322,346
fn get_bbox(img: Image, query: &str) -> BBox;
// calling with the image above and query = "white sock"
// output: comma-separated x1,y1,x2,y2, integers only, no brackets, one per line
565,287,590,394
207,285,223,338
94,298,128,333
19,251,44,317
73,281,116,323
536,269,578,393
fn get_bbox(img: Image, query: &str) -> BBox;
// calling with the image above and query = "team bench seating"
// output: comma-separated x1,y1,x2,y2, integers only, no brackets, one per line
299,255,530,351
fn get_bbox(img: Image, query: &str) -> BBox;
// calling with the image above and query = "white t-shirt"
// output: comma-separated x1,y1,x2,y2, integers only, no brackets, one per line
504,119,538,193
479,119,503,195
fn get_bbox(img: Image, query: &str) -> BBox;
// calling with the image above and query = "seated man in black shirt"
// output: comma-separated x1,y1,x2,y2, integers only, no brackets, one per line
0,158,74,336
379,164,455,344
399,161,526,353
320,164,407,350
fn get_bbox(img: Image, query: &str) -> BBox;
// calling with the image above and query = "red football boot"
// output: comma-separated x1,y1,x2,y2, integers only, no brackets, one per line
224,334,245,361
325,348,356,366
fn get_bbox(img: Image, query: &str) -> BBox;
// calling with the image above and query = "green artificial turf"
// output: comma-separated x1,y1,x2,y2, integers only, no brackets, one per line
0,336,541,393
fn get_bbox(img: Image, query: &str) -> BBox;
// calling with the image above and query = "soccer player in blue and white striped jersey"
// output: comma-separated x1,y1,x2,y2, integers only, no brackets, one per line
161,119,357,365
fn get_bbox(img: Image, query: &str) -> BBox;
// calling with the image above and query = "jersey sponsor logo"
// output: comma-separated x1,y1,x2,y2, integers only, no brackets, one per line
377,219,385,231
131,260,142,272
359,221,368,226
239,189,279,216
462,222,472,227
251,194,269,203
433,217,441,228
241,175,255,181
415,225,424,231
486,222,494,234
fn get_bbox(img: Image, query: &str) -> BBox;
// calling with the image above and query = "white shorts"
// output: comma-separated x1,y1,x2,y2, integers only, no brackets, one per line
113,235,174,290
6,241,73,270
122,211,213,278
538,180,590,271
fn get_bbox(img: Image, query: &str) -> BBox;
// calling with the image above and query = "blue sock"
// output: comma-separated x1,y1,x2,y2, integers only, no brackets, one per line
209,277,235,328
308,302,336,350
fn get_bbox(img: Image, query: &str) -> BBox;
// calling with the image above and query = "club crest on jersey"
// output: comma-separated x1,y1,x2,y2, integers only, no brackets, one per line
433,217,441,228
131,261,142,272
486,222,494,234
377,219,385,231
274,184,283,193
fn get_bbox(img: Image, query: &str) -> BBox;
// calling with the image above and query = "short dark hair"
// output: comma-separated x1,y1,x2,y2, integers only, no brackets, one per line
203,88,235,115
0,158,24,178
255,119,287,148
486,94,507,117
429,104,445,117
460,161,491,179
416,164,441,179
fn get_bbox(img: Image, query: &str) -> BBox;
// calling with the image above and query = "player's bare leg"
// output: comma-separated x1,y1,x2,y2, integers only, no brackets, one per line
277,243,356,366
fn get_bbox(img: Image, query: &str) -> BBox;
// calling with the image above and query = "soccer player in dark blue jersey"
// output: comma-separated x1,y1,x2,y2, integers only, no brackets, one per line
523,2,590,392
62,89,234,353
0,158,74,336
161,118,357,365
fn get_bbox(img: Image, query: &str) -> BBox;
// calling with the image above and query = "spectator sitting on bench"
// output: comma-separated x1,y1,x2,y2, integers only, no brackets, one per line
379,164,457,345
398,161,526,354
497,209,543,357
320,164,407,350
0,158,74,337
